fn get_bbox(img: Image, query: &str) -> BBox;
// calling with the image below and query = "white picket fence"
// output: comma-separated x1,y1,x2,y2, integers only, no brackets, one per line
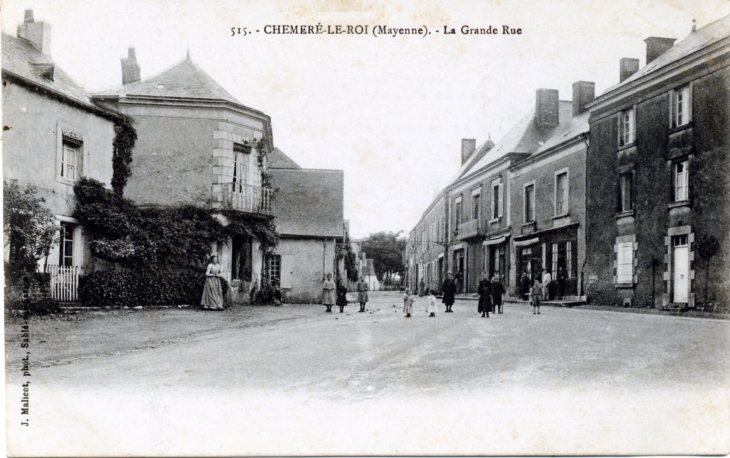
47,265,83,302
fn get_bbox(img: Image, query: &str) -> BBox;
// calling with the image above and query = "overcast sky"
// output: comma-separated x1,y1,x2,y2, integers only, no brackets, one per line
3,0,729,238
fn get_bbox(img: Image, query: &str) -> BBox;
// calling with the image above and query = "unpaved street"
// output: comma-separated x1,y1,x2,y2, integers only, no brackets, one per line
5,292,730,456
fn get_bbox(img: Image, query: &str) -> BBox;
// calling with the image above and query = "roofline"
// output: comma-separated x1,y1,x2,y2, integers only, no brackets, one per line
586,35,730,111
449,152,530,190
270,167,344,173
509,132,588,171
91,93,272,121
279,234,344,240
3,70,125,121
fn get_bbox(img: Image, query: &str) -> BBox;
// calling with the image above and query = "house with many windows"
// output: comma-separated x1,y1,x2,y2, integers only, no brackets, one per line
585,15,730,309
92,48,276,296
2,11,122,299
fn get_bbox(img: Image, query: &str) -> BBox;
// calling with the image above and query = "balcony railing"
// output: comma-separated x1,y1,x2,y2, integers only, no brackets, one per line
456,218,480,240
219,182,274,215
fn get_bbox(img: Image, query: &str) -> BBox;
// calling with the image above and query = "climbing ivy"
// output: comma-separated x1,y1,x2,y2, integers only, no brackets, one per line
111,116,137,196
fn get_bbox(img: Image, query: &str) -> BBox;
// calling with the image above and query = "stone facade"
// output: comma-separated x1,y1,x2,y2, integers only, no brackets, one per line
585,18,730,309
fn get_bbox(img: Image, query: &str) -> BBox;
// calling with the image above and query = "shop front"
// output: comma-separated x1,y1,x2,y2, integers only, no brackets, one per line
513,223,579,300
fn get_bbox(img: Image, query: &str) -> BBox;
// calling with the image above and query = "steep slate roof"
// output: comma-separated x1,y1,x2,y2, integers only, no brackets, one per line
94,55,243,105
532,109,589,156
603,14,730,94
2,32,116,116
460,101,573,180
269,168,344,238
268,147,302,169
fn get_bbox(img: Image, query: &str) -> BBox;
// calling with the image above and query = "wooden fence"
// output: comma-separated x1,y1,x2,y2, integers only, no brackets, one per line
47,265,82,302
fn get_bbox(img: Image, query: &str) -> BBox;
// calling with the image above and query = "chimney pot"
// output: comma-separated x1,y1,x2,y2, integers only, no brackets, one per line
572,81,595,116
461,138,477,165
536,89,559,127
121,47,141,85
24,10,34,23
619,58,640,83
644,37,676,65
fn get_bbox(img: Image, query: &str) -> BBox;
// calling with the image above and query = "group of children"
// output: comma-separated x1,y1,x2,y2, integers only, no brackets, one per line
401,281,544,317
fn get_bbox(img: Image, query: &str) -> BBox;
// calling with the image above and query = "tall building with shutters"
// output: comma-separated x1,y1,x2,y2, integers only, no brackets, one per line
584,15,730,309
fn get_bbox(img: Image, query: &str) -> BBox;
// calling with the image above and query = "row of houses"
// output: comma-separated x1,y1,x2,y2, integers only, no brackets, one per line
406,15,730,309
3,10,347,304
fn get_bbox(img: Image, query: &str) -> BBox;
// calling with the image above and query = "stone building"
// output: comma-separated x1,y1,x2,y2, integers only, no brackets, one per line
584,15,730,309
92,49,275,296
267,148,345,303
2,11,121,296
508,84,592,300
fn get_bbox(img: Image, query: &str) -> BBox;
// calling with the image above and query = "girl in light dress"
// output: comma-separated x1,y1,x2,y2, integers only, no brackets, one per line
425,289,438,317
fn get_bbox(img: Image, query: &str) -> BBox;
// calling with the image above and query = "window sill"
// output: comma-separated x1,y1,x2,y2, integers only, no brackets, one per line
489,217,502,224
522,221,535,227
617,142,636,151
552,212,569,220
668,200,690,210
56,177,77,186
668,122,692,135
615,282,634,289
615,210,635,219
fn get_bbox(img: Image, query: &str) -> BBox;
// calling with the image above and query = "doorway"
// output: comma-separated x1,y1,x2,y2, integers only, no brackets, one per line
673,235,689,303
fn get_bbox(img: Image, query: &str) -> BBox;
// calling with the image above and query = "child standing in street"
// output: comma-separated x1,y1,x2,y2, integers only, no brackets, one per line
426,289,438,317
530,280,542,315
403,289,414,318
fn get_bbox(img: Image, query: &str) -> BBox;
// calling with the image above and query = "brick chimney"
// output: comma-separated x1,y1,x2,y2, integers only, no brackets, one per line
620,58,640,83
572,81,595,116
644,37,676,65
17,10,51,55
121,47,141,85
535,89,559,127
461,138,476,165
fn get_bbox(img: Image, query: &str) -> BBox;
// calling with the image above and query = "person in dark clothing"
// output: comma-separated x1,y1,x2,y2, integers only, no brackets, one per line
491,275,505,314
557,266,567,298
521,271,531,301
441,271,457,313
477,273,492,318
336,278,348,313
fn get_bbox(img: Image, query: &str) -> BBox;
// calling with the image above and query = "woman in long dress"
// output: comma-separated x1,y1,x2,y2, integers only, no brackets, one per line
322,273,336,313
201,255,225,310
